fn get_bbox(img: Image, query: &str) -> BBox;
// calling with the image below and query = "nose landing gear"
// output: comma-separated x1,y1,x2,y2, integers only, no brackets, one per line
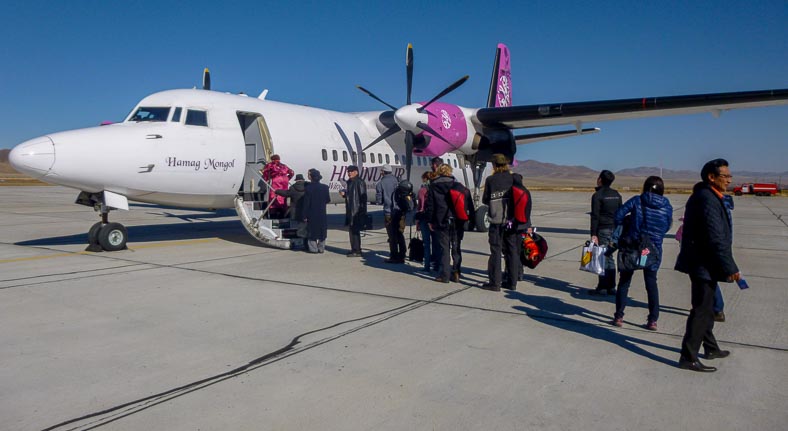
83,198,128,252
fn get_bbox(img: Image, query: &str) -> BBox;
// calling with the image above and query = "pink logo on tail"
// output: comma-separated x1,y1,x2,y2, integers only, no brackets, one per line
496,43,512,107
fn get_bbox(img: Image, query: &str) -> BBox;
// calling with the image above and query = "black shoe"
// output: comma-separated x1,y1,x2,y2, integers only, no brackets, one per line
588,288,606,296
678,359,717,372
704,350,731,360
503,284,516,291
346,251,362,257
481,283,501,292
434,276,450,284
713,311,726,322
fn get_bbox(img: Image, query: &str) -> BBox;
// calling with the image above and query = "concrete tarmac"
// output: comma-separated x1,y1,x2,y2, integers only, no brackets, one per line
1,186,786,430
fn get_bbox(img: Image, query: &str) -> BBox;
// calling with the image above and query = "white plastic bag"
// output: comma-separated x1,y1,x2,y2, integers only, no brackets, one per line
579,242,606,275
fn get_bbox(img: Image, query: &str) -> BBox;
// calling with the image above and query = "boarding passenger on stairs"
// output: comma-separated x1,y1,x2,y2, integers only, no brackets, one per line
261,154,294,219
302,169,330,253
588,170,623,296
274,173,307,229
340,165,367,257
376,164,405,263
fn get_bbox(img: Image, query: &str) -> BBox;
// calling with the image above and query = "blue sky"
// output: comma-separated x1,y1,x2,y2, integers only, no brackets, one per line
1,0,786,172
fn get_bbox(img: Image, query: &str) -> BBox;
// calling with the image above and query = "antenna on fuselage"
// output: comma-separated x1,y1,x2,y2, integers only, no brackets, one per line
202,68,211,90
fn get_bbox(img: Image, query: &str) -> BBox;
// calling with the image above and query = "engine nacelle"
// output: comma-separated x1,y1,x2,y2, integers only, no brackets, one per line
410,102,471,157
471,129,516,163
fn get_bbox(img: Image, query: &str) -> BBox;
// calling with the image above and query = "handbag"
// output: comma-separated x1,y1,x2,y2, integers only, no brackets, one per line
618,197,660,271
408,232,424,262
579,241,606,275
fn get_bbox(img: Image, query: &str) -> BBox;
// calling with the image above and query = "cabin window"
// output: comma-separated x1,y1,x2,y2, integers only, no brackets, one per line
362,153,367,163
129,106,170,122
416,157,421,167
171,107,182,122
394,155,399,165
377,153,383,164
385,154,390,164
342,151,348,162
370,153,376,163
322,149,328,161
185,109,208,126
352,152,357,162
454,159,458,168
332,150,338,161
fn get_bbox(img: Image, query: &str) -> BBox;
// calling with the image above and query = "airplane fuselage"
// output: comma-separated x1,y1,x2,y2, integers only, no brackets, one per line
11,89,480,209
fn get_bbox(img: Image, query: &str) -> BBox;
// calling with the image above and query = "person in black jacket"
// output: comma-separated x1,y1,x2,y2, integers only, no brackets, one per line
425,163,455,283
340,165,367,257
302,169,330,253
481,154,518,291
675,159,740,373
274,174,307,226
589,170,622,295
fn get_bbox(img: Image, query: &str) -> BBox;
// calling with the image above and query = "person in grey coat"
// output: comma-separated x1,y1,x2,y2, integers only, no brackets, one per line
302,169,330,253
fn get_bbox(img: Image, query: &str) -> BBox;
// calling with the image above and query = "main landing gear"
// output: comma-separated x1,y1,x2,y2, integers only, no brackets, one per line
78,192,128,252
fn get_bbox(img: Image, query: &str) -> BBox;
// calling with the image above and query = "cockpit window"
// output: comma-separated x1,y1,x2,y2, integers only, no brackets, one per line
185,109,208,127
171,107,182,122
129,107,170,122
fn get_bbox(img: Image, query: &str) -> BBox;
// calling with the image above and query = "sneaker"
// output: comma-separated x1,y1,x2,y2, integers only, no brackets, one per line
646,320,658,331
611,317,623,327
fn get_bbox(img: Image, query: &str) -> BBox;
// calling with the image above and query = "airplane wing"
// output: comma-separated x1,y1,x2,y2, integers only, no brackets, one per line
475,88,788,129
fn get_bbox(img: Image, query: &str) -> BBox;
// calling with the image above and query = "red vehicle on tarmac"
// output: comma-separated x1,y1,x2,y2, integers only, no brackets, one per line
733,183,779,196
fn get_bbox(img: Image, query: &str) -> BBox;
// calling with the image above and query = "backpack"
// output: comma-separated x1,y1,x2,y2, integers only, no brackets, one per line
395,180,414,212
511,180,531,224
448,181,473,221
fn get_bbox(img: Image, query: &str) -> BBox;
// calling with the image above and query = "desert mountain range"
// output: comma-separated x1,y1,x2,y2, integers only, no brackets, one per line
1,148,785,189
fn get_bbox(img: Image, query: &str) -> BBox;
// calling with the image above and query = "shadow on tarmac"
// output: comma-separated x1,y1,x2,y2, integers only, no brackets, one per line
505,290,681,366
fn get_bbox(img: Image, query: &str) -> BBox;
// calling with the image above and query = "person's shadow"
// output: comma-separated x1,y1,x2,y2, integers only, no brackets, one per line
521,273,688,317
505,289,680,366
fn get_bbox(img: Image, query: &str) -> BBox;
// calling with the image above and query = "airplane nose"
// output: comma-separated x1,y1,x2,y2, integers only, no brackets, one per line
9,137,55,178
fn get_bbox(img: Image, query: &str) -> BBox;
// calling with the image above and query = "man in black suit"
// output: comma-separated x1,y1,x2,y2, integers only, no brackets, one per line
675,159,740,372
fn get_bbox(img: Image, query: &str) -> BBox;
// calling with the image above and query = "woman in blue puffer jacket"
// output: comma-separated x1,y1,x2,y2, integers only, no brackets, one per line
611,176,673,331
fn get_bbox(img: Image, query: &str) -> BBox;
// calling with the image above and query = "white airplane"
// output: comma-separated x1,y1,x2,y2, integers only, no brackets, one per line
9,44,788,252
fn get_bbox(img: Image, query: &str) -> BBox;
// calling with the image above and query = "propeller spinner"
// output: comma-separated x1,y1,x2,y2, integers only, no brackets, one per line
357,44,468,181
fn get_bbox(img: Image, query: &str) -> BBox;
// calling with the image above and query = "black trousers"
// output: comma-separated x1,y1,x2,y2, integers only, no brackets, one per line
348,224,362,253
386,211,407,260
450,223,463,273
488,224,519,288
436,227,452,279
680,276,721,362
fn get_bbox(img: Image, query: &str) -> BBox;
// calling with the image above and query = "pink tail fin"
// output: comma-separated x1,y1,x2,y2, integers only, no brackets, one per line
486,43,512,108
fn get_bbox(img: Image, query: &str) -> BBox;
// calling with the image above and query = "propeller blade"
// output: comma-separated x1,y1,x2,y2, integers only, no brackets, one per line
202,68,211,90
418,75,469,112
406,43,413,105
362,125,401,151
405,131,414,182
416,121,450,144
356,86,398,111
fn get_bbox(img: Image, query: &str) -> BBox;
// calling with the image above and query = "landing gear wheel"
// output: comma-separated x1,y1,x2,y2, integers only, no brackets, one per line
98,222,128,251
474,205,490,232
85,222,104,252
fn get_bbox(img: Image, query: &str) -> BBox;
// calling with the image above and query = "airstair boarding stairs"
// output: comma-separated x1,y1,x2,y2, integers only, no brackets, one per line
234,170,304,250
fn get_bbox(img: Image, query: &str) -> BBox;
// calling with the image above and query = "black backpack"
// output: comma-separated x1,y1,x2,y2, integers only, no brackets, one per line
395,180,414,212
